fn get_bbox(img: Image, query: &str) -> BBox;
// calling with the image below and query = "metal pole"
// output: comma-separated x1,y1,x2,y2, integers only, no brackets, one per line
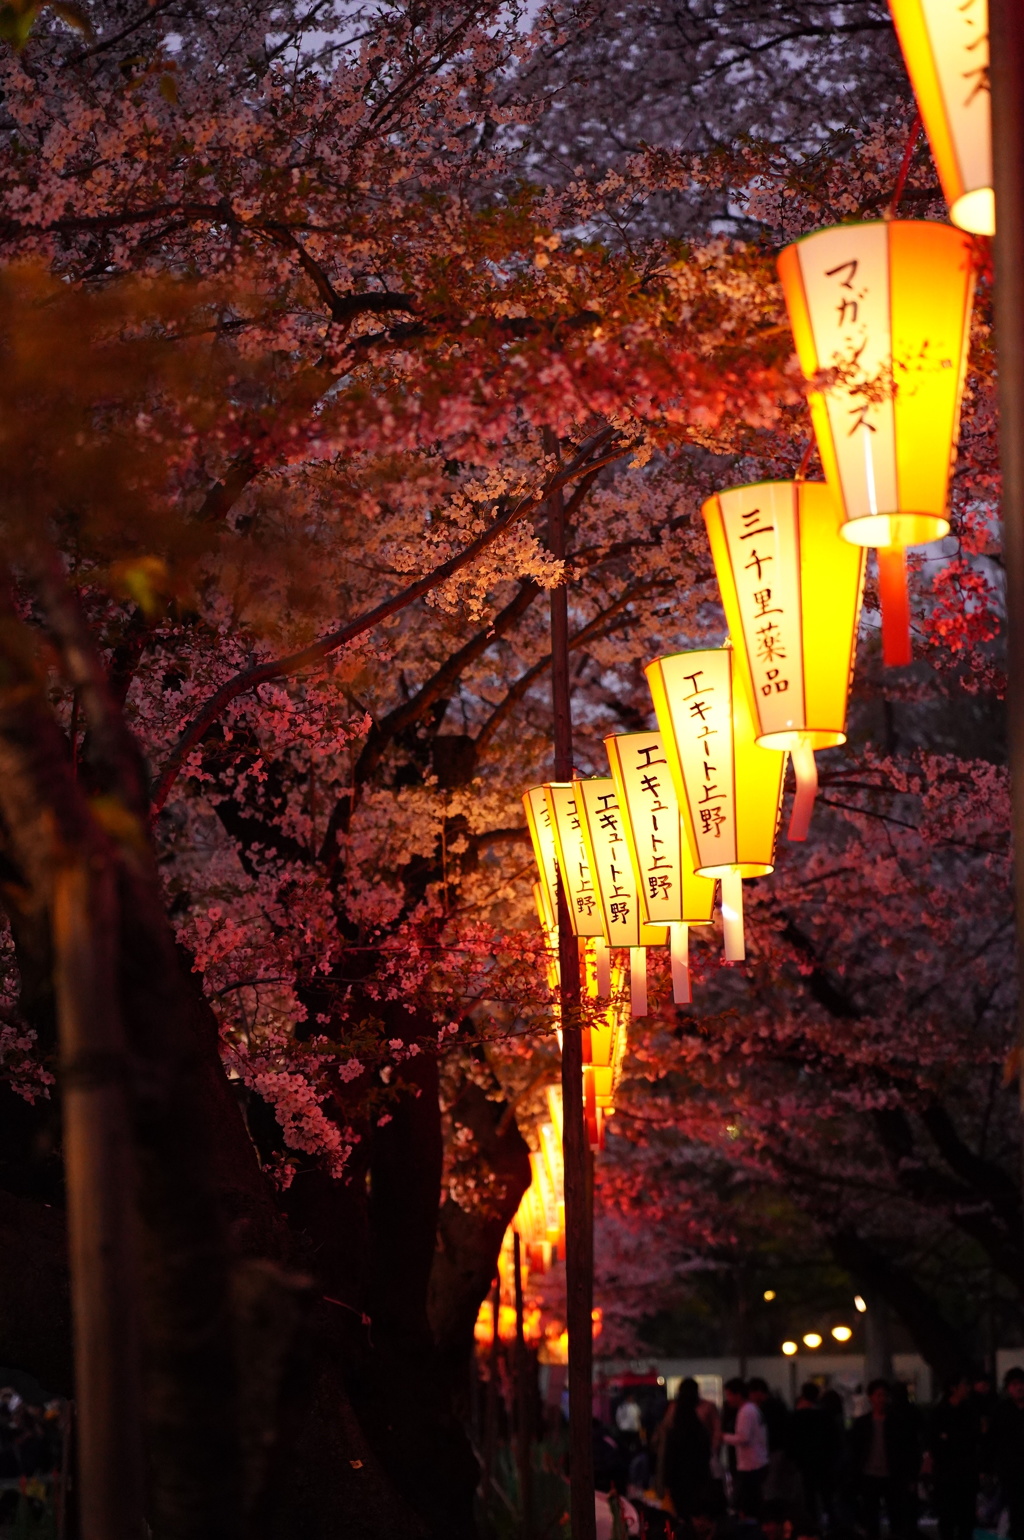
989,0,1024,1215
513,1231,535,1540
548,449,596,1540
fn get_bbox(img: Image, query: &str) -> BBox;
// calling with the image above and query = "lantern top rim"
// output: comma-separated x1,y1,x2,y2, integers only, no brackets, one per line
702,477,831,500
779,216,967,250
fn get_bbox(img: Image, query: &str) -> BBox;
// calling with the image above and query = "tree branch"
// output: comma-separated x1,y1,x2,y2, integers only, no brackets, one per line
149,430,624,814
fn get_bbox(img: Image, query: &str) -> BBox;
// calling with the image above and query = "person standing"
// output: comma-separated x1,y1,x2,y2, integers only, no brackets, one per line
663,1379,712,1538
849,1379,920,1540
722,1378,769,1521
927,1376,979,1540
993,1367,1024,1540
790,1381,828,1527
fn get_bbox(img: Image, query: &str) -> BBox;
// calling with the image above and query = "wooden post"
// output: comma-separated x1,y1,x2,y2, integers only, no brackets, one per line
989,0,1024,1224
513,1231,534,1540
548,453,596,1540
53,860,147,1540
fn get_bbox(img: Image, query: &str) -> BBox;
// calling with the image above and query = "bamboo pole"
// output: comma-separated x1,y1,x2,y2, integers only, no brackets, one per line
53,860,146,1540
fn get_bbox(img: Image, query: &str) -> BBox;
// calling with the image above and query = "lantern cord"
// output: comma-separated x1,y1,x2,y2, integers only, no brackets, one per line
670,922,692,1005
877,546,913,667
585,1069,599,1149
795,438,816,482
720,870,745,962
788,739,819,842
629,946,647,1017
887,113,922,221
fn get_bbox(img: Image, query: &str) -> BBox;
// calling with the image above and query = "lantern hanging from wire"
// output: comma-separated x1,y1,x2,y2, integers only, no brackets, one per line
888,0,992,235
777,219,975,666
541,782,607,944
523,786,560,933
702,480,865,840
604,730,716,1002
645,647,787,961
582,950,628,1150
575,776,669,1016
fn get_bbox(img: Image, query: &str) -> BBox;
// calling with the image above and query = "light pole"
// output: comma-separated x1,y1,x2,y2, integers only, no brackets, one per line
989,0,1024,1214
548,453,597,1540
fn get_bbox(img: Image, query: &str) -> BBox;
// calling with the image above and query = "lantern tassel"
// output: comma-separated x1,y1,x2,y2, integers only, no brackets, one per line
670,922,691,1005
629,946,647,1017
594,936,611,999
720,869,745,962
877,546,912,667
788,739,818,842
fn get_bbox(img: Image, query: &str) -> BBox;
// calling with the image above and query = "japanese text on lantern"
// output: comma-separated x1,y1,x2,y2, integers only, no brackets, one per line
523,786,560,932
609,734,684,923
665,650,737,866
577,778,643,948
718,486,806,737
543,784,605,939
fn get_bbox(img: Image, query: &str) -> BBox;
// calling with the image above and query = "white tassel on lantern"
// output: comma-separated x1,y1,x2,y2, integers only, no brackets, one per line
594,936,611,998
629,946,647,1017
788,738,820,843
670,922,691,1005
720,870,745,962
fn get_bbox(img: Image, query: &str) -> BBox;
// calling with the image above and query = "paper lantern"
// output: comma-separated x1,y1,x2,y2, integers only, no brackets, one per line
523,786,560,933
702,481,865,839
604,729,716,1002
574,776,669,1015
645,647,787,960
889,0,992,235
583,952,628,1150
542,783,606,939
778,220,975,665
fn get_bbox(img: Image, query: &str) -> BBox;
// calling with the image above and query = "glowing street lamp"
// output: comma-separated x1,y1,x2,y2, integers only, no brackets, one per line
605,730,716,1002
703,480,864,838
888,0,993,235
854,1294,868,1313
832,1324,853,1342
802,1332,823,1350
781,1341,798,1356
645,647,787,960
778,220,975,666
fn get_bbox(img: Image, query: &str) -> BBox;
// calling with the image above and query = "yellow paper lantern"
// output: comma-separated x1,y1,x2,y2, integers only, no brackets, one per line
583,954,628,1149
889,0,993,236
574,776,669,1015
523,786,560,932
645,647,787,960
778,219,975,665
542,782,606,939
702,481,865,839
604,729,716,1002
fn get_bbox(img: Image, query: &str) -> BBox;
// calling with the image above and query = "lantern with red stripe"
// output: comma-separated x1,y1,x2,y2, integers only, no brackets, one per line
778,220,975,666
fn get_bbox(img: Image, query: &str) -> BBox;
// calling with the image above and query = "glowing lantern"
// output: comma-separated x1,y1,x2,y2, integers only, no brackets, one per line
889,0,992,236
523,786,560,932
645,647,786,960
604,730,716,1001
542,783,606,940
702,481,865,839
582,952,628,1149
778,220,975,665
575,776,669,1015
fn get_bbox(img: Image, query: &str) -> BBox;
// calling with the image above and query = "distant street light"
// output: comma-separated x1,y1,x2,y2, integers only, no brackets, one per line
802,1332,823,1349
832,1325,853,1342
763,1289,776,1302
854,1295,868,1313
782,1341,798,1356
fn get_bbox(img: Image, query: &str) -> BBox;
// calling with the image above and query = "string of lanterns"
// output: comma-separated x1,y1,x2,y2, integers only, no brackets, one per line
516,0,988,1156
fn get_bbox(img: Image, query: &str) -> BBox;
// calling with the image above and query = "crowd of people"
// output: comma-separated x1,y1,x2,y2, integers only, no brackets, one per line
0,1387,65,1527
603,1368,1024,1540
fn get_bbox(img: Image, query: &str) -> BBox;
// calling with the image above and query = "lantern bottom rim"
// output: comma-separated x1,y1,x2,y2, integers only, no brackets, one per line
698,862,774,879
951,187,995,238
757,729,845,751
840,513,949,549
